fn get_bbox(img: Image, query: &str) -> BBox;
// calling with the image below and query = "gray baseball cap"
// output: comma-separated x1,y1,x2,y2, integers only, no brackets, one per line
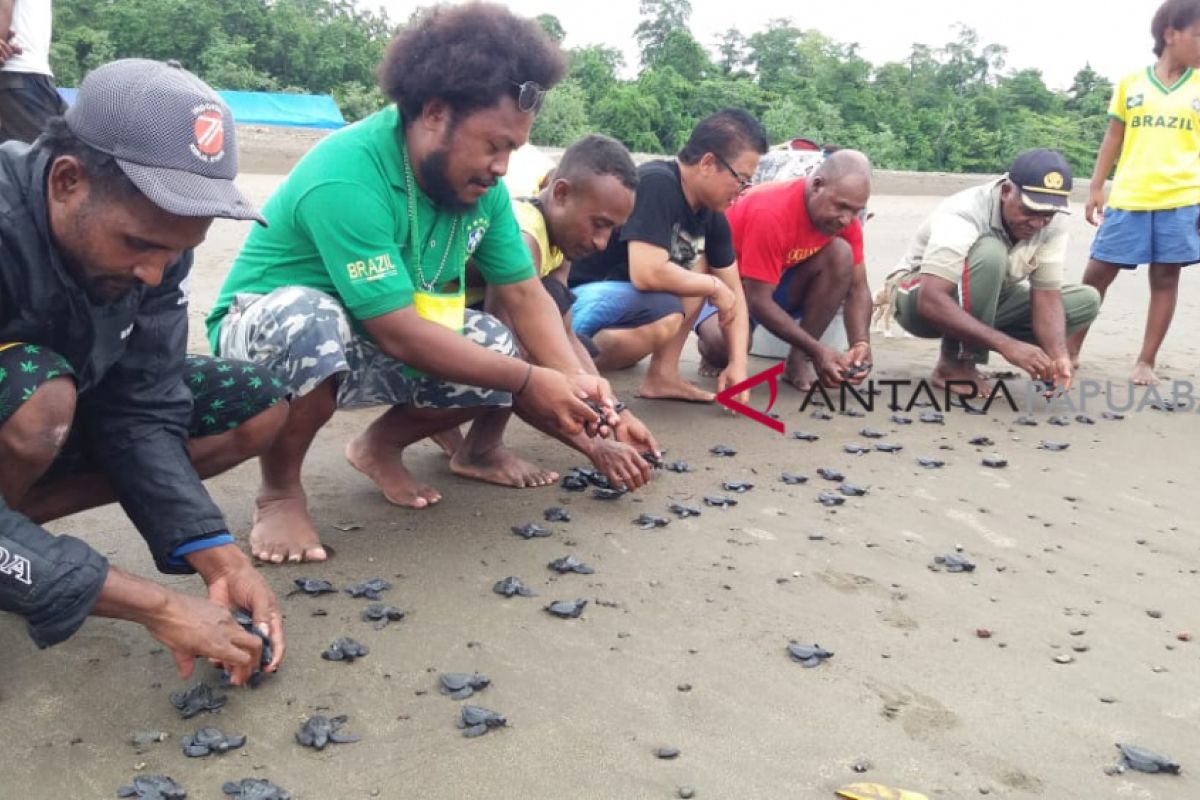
64,58,265,224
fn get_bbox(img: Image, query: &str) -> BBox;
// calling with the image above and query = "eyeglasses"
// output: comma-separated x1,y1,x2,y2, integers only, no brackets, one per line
714,152,752,192
511,80,547,114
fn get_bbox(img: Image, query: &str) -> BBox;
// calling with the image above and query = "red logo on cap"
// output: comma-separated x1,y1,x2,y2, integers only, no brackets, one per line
193,110,224,158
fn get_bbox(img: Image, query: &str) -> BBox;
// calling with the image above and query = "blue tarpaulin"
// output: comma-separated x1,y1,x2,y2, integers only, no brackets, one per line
57,88,346,130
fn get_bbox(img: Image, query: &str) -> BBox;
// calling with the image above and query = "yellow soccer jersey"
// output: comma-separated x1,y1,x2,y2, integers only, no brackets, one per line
1107,67,1200,210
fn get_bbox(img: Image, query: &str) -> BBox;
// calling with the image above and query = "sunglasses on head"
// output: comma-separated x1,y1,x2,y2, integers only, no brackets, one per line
511,80,547,114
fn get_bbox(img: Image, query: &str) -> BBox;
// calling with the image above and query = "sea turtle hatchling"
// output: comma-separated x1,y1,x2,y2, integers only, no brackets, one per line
634,514,671,529
839,408,866,418
843,443,870,455
817,491,846,507
291,577,335,596
874,442,903,453
811,409,834,421
982,455,1008,468
169,682,226,719
344,579,392,600
295,714,360,750
839,483,869,497
560,473,588,492
1075,414,1096,425
543,507,571,522
548,555,596,574
1048,415,1071,426
1115,743,1181,774
458,705,508,738
933,553,976,572
116,776,188,799
1014,414,1039,426
181,727,246,758
439,672,491,700
512,522,552,539
227,608,271,688
1039,441,1070,452
919,410,945,424
361,604,406,628
968,436,995,447
890,414,913,425
787,642,835,668
859,428,885,439
668,502,701,518
321,638,369,662
1102,411,1125,421
664,460,693,473
917,456,945,469
780,472,808,485
493,576,537,597
221,778,292,800
816,468,845,482
703,495,738,508
709,444,737,456
593,487,626,500
721,480,754,492
791,431,820,441
545,599,588,618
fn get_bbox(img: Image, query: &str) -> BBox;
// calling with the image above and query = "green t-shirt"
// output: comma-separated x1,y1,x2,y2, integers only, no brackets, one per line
205,105,534,351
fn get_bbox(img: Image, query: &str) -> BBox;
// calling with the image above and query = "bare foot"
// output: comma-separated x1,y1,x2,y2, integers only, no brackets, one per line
931,360,992,396
1132,361,1159,386
697,359,720,378
345,435,442,509
450,445,558,488
637,373,714,402
431,426,463,458
251,492,327,564
782,358,816,392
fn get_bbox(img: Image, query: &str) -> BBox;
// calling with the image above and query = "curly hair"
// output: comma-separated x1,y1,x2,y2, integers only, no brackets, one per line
555,134,638,192
37,116,140,201
677,108,768,167
1152,0,1200,56
379,2,567,124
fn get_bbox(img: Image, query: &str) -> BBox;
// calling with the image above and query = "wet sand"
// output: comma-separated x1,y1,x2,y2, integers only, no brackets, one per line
1,151,1198,799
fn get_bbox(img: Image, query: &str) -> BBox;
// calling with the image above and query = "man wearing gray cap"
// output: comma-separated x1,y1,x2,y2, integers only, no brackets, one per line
890,149,1101,395
0,58,288,684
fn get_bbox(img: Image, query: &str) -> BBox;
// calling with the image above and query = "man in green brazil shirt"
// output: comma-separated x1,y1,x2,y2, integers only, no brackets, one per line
206,5,616,563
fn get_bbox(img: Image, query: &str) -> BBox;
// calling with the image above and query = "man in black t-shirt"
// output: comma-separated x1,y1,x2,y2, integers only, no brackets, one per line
569,109,768,402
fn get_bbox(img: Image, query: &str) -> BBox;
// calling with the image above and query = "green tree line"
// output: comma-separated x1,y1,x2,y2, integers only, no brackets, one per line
52,0,1115,175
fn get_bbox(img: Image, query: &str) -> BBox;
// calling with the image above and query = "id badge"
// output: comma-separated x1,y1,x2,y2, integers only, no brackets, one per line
413,289,465,332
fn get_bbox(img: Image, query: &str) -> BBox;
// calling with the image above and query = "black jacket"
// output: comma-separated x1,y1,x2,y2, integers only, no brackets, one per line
0,141,228,647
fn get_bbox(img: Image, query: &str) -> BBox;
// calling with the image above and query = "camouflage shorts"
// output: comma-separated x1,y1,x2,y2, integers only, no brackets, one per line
215,287,518,410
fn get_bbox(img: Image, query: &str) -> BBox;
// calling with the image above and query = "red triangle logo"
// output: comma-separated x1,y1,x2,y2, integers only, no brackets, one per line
714,362,786,434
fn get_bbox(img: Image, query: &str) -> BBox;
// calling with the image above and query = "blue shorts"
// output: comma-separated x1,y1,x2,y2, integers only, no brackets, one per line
696,267,802,331
569,281,684,337
1090,206,1200,267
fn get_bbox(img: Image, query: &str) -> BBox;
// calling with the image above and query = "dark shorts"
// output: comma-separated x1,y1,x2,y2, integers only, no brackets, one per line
0,342,285,478
0,73,67,144
469,275,577,316
569,281,684,337
1090,206,1200,267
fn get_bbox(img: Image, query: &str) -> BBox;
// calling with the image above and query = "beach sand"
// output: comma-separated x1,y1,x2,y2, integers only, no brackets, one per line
1,136,1197,799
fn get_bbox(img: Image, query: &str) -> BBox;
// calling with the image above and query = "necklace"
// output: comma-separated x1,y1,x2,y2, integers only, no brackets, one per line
402,144,459,292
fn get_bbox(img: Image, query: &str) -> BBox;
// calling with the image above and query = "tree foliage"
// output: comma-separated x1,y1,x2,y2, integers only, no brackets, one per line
53,1,1117,173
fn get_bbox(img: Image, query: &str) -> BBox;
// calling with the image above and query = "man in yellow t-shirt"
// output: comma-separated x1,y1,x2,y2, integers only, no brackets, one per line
1069,0,1200,385
451,135,663,491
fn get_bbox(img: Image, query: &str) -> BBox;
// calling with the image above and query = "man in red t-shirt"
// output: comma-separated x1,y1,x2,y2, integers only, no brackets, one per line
696,150,874,389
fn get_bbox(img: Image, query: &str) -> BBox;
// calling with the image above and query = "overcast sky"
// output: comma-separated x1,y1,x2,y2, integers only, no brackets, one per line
367,0,1165,90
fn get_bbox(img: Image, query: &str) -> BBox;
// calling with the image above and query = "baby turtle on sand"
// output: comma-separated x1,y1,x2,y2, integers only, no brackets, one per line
512,522,552,539
874,442,903,453
1150,399,1178,412
1039,441,1070,452
1114,743,1181,775
839,408,866,418
1048,416,1071,426
890,414,913,425
933,553,976,572
811,410,834,421
545,599,588,618
1075,414,1096,425
667,502,701,518
641,451,664,468
543,507,571,523
560,473,588,492
549,555,596,574
664,460,693,473
1102,411,1125,421
859,428,885,439
919,410,945,424
780,472,808,485
593,487,626,500
361,604,405,628
458,705,508,738
321,638,369,662
181,727,246,758
722,480,754,492
710,444,737,456
493,577,537,598
792,431,820,441
221,779,292,800
843,443,870,455
169,683,226,719
226,609,271,688
968,436,995,447
345,578,392,600
634,513,671,529
703,495,738,508
839,483,869,497
816,468,845,482
817,491,846,507
295,714,360,750
439,672,491,700
787,642,835,668
982,456,1008,468
917,457,945,469
291,577,335,596
117,776,188,799
1014,415,1038,426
